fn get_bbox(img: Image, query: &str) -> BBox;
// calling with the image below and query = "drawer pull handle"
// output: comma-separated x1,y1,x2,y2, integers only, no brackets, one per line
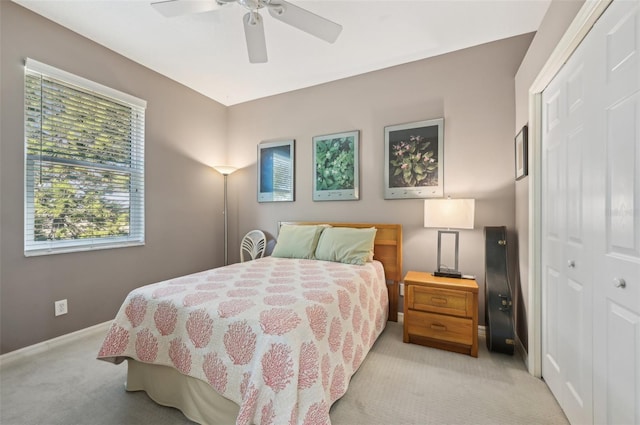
431,323,447,331
431,297,448,305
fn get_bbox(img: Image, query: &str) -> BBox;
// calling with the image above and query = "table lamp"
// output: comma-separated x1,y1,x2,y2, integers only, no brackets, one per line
424,198,475,278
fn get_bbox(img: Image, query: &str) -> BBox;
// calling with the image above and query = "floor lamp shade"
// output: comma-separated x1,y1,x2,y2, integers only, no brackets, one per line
213,166,237,265
424,199,475,278
212,165,237,176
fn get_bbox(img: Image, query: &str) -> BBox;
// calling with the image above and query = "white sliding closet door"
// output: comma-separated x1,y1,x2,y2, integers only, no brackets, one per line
541,1,640,424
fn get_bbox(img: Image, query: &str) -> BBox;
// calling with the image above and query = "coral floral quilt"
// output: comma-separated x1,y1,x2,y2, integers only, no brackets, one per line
97,257,389,425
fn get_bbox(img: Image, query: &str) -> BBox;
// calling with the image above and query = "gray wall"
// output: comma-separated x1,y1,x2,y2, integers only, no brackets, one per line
513,0,585,351
0,2,229,353
225,33,535,325
0,1,548,355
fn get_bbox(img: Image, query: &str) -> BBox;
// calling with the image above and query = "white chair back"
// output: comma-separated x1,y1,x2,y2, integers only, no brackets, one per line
240,230,266,262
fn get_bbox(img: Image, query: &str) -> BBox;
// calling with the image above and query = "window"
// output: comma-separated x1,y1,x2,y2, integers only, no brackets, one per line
24,59,146,256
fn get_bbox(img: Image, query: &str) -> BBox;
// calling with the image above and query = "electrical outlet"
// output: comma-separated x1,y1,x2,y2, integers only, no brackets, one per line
400,283,404,297
54,299,68,316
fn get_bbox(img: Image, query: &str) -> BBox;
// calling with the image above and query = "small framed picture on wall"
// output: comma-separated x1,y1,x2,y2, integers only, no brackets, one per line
312,130,360,201
384,118,444,199
257,139,295,202
515,125,528,181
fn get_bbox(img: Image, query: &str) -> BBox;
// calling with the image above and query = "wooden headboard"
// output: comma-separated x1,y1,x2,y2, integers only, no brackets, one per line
279,222,403,322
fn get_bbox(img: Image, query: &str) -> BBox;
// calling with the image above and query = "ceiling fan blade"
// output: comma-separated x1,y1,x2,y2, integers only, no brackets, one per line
243,12,268,63
267,0,342,43
151,0,223,18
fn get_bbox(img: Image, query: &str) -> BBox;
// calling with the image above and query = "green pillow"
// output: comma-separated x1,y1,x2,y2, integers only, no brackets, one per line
314,227,377,265
271,225,328,259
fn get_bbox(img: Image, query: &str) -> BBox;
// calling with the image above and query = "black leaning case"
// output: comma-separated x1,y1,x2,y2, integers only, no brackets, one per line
484,226,515,355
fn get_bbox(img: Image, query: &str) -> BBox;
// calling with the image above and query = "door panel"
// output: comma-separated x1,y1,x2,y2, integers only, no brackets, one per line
605,3,639,99
542,1,640,424
544,267,561,373
591,2,640,424
597,88,640,425
541,9,594,424
542,84,565,396
564,277,586,409
566,128,584,245
606,93,639,257
606,302,639,425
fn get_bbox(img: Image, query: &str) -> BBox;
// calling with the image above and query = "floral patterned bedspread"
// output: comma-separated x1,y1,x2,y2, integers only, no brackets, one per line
97,257,388,425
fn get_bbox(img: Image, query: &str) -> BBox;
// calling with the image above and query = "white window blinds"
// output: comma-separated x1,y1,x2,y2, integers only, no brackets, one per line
24,59,146,256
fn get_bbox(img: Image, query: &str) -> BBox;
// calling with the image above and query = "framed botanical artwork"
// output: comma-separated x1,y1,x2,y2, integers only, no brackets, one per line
515,125,528,180
257,139,295,202
384,118,444,199
312,130,359,201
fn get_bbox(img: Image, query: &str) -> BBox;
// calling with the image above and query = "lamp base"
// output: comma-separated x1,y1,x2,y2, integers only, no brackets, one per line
434,270,462,279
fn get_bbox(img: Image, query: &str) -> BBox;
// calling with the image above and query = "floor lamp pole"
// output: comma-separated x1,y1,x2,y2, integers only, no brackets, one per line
213,166,237,267
223,173,229,266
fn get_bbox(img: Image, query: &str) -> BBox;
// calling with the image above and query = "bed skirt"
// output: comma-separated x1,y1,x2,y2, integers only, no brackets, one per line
126,359,239,424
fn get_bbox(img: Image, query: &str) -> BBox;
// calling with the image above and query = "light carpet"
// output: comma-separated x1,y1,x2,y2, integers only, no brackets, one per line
0,322,568,424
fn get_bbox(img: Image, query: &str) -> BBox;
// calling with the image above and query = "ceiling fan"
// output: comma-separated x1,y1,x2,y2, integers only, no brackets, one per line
151,0,343,63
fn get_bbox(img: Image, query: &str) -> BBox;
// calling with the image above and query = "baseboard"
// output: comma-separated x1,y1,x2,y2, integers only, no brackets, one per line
478,325,486,338
0,320,111,369
515,333,528,367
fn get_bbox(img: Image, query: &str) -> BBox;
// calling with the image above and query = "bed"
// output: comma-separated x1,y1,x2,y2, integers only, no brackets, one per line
98,222,402,425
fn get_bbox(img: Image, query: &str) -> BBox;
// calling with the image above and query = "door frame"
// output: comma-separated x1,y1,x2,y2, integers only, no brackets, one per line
527,0,612,377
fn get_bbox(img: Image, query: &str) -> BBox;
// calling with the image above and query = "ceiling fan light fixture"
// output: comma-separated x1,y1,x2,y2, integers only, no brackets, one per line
266,1,284,16
152,0,342,63
151,0,224,17
238,0,262,11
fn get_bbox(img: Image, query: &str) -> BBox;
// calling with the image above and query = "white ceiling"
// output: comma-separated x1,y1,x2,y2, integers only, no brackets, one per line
13,0,551,106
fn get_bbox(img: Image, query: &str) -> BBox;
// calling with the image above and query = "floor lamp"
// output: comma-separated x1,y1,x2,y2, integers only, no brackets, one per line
424,198,475,278
213,166,237,265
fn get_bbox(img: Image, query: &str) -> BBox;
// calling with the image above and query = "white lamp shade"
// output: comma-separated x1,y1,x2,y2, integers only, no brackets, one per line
213,165,237,176
424,198,475,229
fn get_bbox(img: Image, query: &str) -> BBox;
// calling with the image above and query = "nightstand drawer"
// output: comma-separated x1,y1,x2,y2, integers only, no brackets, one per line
406,310,473,346
407,285,472,317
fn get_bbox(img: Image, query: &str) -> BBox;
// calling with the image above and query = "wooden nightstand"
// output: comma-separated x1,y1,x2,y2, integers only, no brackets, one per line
403,271,478,357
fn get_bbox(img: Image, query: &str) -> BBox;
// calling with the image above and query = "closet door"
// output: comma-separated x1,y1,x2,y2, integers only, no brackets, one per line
541,25,594,425
591,1,640,424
